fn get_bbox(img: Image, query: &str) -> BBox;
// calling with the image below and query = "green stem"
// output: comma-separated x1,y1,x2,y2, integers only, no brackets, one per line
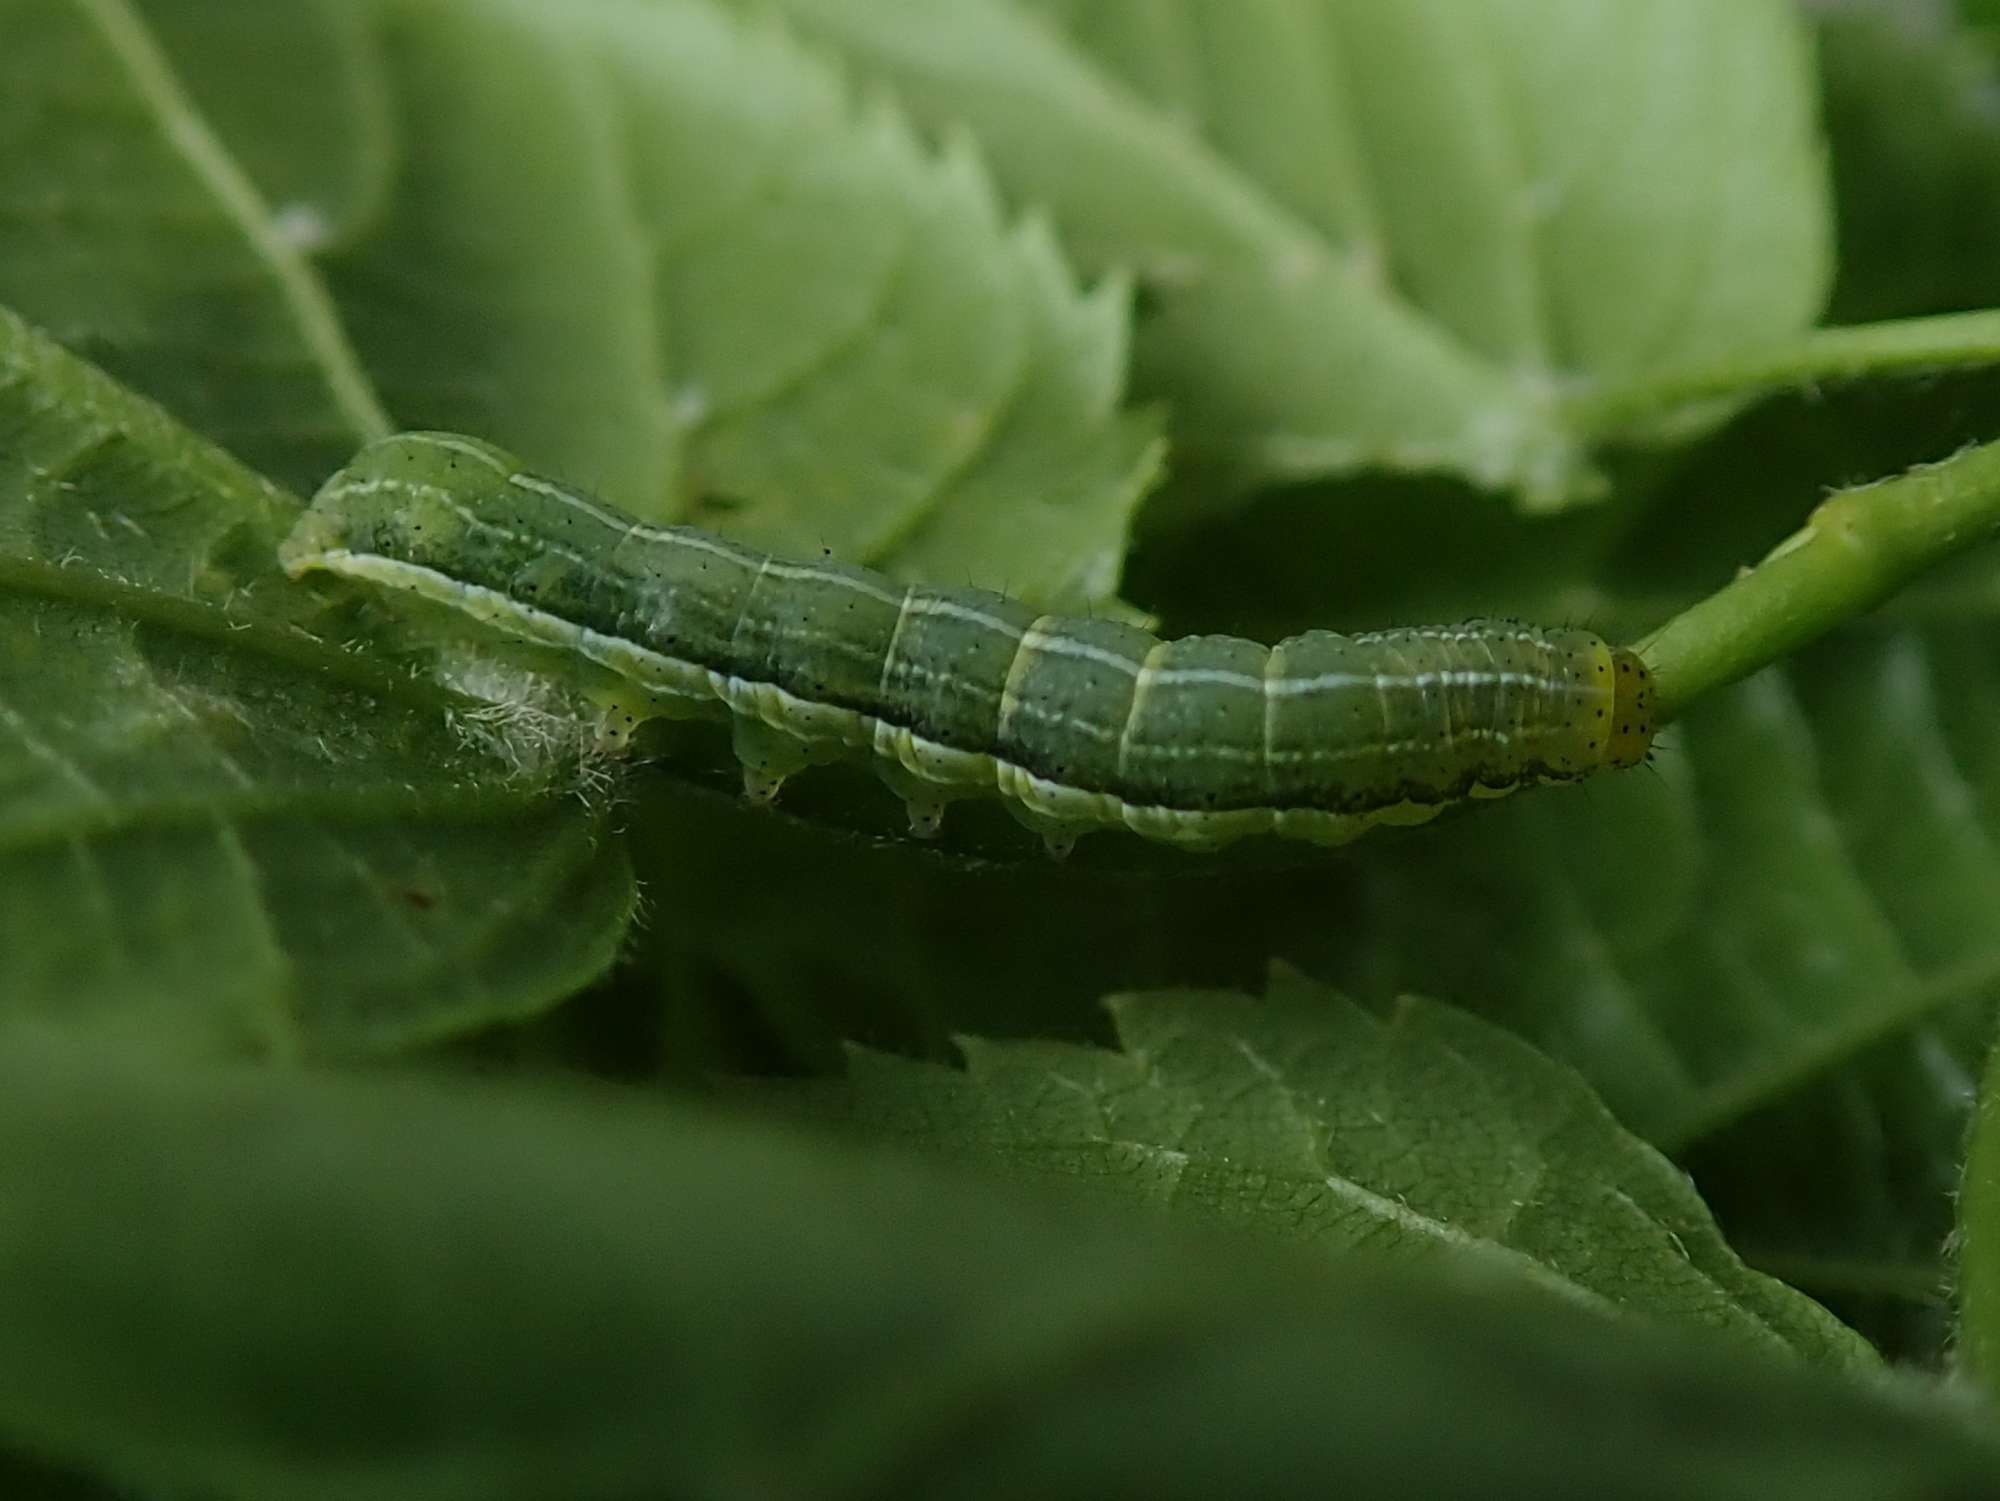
1961,1030,2000,1396
1633,437,2000,723
1564,309,2000,437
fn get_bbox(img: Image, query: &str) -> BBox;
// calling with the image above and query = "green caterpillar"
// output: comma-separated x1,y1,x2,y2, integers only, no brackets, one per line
281,433,1656,853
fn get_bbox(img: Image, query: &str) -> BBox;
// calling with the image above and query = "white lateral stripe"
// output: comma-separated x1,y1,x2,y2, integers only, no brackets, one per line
760,557,905,608
507,470,654,535
500,470,760,568
1003,696,1121,742
910,594,1029,641
1152,666,1265,690
414,433,512,475
1020,628,1145,675
495,475,913,615
1264,667,1588,698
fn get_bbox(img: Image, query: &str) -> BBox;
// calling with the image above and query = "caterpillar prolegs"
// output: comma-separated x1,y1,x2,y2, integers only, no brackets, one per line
281,433,1657,854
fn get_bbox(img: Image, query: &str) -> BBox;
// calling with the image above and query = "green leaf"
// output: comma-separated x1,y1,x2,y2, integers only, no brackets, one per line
317,0,675,523
750,0,1832,512
1817,5,2000,322
1,1030,1995,1501
0,0,387,492
1034,0,1831,377
801,968,1870,1365
0,303,634,1056
1112,373,2000,1355
132,0,397,255
1280,637,1998,1317
312,0,1159,612
638,622,1997,1340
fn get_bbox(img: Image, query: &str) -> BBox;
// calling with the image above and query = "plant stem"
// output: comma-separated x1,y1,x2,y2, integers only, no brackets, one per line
1961,1031,2000,1397
1635,437,2000,722
1564,309,2000,437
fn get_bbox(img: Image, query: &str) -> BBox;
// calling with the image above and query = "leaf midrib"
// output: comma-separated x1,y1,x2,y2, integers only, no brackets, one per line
0,551,458,710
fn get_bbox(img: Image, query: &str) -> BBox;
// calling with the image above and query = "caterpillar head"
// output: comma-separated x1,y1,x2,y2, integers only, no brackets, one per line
280,432,502,580
1604,650,1655,769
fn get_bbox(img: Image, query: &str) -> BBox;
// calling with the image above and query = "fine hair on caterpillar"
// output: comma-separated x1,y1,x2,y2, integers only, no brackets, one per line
281,433,1657,855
